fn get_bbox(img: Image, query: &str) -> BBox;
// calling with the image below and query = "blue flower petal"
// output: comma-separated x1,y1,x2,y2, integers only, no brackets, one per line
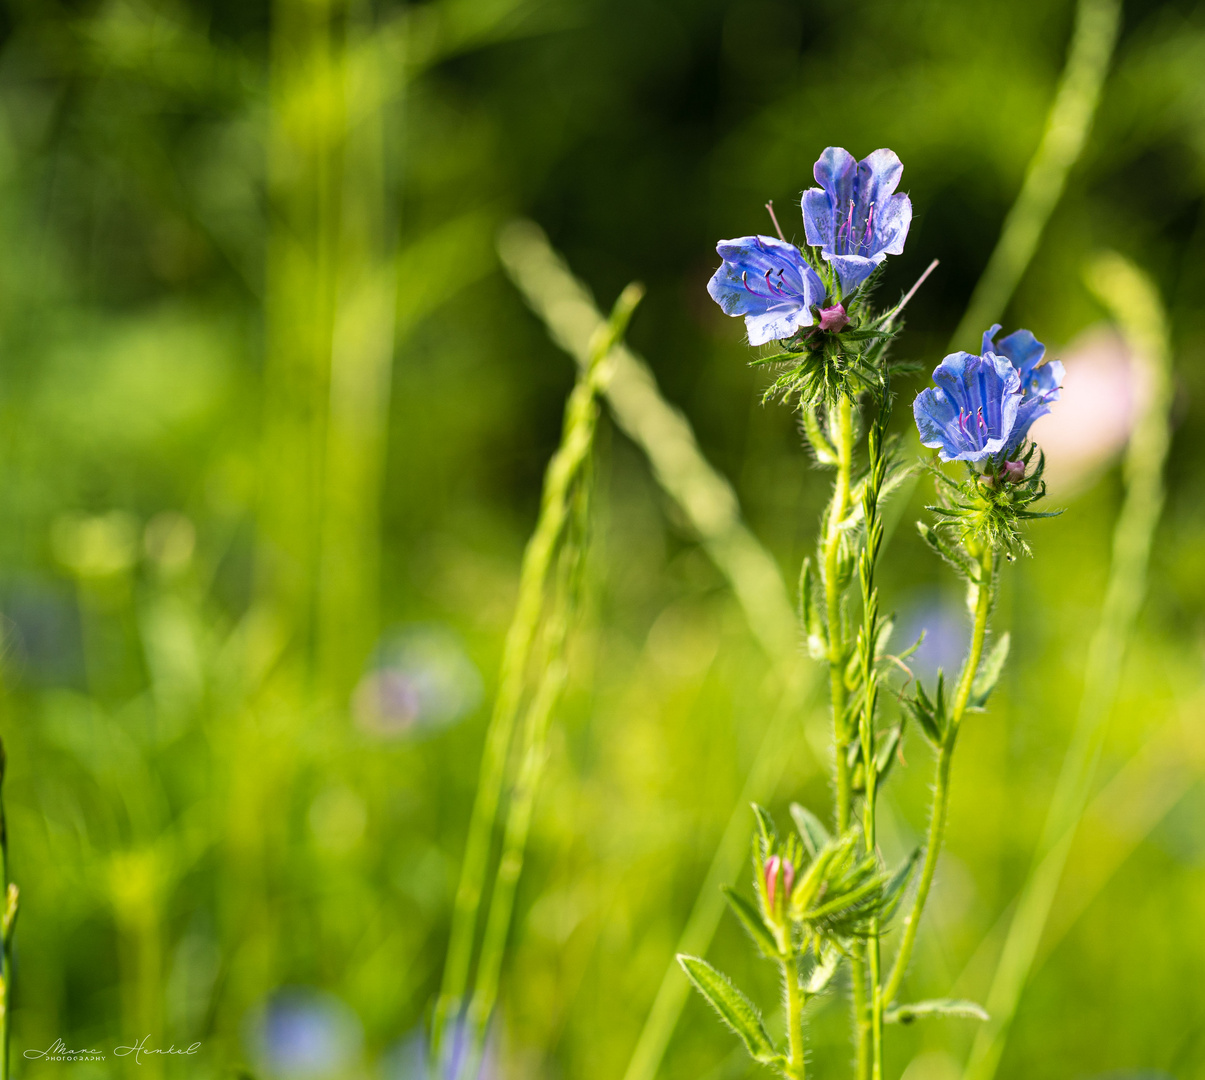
706,235,825,344
827,253,883,294
913,351,1021,462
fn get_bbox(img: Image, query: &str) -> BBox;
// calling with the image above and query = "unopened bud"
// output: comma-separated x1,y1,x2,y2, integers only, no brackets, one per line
764,855,795,910
818,304,849,333
764,855,780,909
1001,459,1026,483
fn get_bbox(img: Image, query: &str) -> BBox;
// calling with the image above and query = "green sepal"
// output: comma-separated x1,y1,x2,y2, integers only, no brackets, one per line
801,407,838,466
884,998,989,1025
677,955,779,1063
751,803,776,855
799,557,828,660
722,886,779,960
789,802,831,860
879,847,920,922
968,632,1010,709
917,521,977,583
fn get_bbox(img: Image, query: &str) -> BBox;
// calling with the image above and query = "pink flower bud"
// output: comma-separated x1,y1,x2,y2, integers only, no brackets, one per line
818,303,849,333
1001,459,1026,483
764,855,780,908
781,858,795,901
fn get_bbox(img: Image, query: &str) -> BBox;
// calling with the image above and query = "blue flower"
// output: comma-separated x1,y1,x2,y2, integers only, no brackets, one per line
802,147,912,294
707,235,826,346
913,351,1022,463
914,326,1063,463
981,324,1063,447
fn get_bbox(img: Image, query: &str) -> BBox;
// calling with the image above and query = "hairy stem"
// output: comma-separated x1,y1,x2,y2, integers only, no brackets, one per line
784,952,806,1080
884,544,994,1005
819,397,864,1074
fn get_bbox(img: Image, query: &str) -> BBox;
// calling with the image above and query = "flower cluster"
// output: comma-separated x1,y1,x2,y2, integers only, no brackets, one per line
707,147,912,346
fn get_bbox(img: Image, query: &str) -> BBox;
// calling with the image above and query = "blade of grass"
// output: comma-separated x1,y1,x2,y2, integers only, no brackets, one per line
962,251,1173,1080
949,0,1121,348
497,221,825,1080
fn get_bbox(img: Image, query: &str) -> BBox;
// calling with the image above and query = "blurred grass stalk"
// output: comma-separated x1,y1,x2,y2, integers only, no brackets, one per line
950,0,1121,349
496,222,823,1080
459,284,644,1077
963,252,1174,1080
433,280,643,1060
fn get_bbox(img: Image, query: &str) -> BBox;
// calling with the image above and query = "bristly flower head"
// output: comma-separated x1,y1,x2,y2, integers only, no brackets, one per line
803,147,912,295
707,235,826,346
913,327,1063,464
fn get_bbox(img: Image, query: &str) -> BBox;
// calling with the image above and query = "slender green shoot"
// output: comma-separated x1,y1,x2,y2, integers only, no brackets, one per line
432,282,643,1057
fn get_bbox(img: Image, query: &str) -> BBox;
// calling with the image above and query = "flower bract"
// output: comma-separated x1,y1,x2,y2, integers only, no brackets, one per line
802,147,912,295
707,235,826,346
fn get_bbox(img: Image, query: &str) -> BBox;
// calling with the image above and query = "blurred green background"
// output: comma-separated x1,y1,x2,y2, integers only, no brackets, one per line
0,0,1202,1077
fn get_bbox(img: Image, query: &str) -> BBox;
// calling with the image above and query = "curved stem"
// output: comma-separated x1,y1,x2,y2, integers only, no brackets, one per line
884,544,994,1006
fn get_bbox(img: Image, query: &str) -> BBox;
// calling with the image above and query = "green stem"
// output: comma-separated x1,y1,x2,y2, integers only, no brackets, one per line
883,544,994,1007
820,397,865,1078
824,396,853,833
784,952,806,1080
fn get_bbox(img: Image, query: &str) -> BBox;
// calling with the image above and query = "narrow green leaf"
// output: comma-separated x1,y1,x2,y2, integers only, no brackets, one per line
917,521,977,582
801,408,838,465
722,887,779,959
804,942,842,995
884,998,990,1025
751,804,776,853
873,725,903,787
879,847,920,921
789,803,831,859
968,632,1010,709
677,955,778,1062
799,558,827,659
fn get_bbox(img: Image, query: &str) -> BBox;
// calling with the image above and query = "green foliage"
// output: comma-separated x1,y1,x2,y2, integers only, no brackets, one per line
677,956,780,1065
885,999,990,1024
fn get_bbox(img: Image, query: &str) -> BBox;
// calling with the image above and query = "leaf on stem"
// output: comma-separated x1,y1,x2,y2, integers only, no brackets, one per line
805,941,842,994
751,803,777,854
879,847,920,922
677,955,779,1063
801,407,838,465
884,998,989,1024
789,802,831,859
722,886,779,959
799,558,828,660
917,521,977,583
967,632,1010,709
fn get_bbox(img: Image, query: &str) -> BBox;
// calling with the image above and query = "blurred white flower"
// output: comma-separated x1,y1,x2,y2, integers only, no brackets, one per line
353,624,483,738
1028,325,1151,494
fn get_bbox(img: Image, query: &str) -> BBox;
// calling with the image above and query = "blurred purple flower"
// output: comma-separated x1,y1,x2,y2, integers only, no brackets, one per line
250,988,362,1079
802,147,912,294
353,625,483,738
706,235,826,345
